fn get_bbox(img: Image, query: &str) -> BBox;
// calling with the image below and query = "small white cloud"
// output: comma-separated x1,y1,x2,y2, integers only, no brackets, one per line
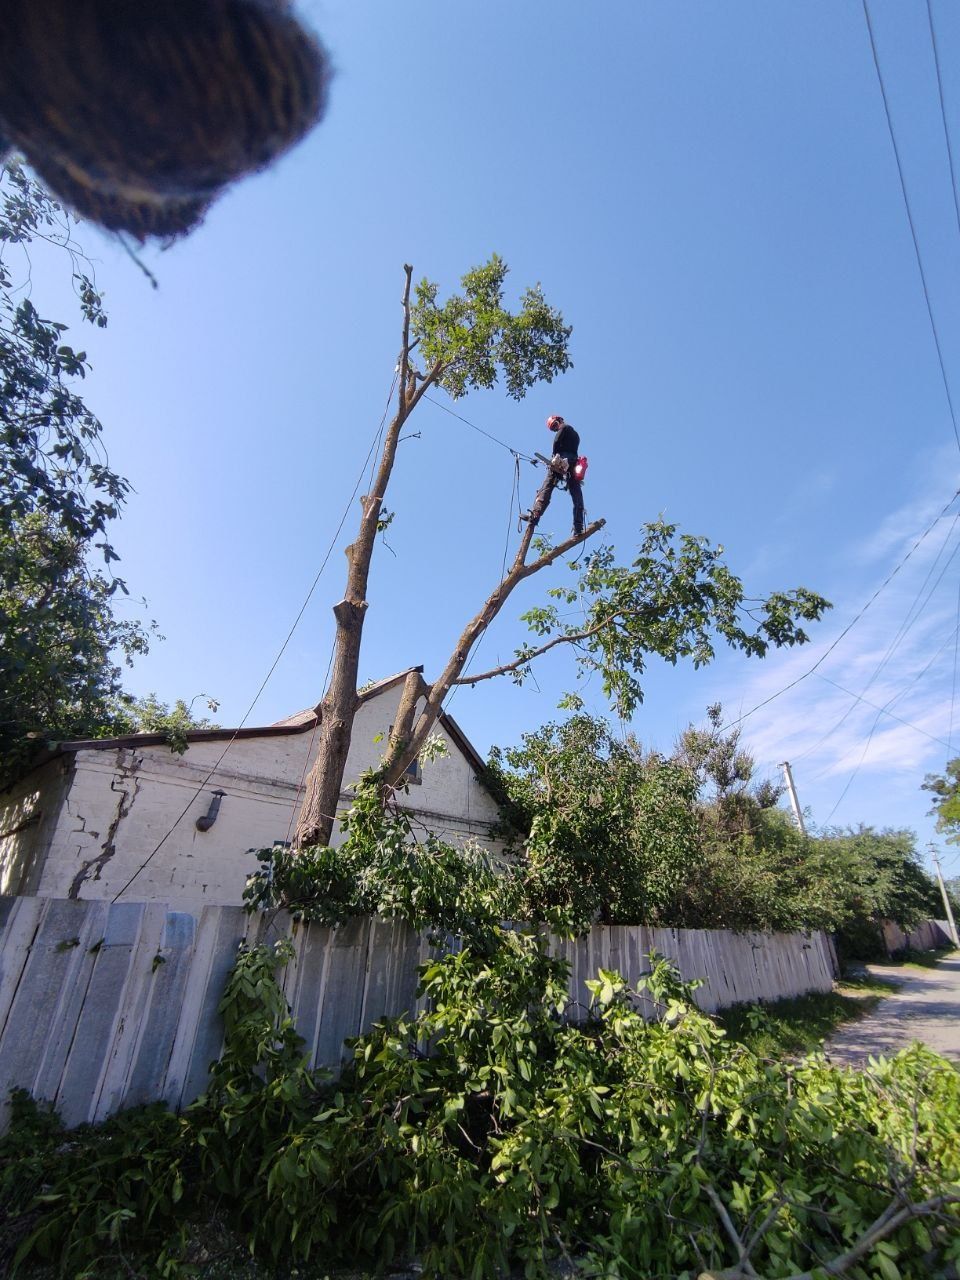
705,468,960,836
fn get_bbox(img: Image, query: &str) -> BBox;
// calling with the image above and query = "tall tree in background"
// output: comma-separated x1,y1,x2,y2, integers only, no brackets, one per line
0,162,153,783
923,758,960,843
294,259,831,849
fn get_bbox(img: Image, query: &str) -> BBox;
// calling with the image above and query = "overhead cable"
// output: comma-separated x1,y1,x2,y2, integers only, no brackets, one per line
814,674,955,751
822,617,960,823
441,450,522,715
283,632,338,847
794,512,960,761
926,0,960,241
951,577,960,750
723,489,960,732
863,0,960,455
423,393,536,462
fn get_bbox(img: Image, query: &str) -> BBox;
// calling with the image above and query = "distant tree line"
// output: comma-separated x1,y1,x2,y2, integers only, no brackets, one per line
484,706,947,957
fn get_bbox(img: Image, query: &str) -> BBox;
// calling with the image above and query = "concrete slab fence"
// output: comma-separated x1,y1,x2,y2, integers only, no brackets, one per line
0,896,837,1132
881,918,955,955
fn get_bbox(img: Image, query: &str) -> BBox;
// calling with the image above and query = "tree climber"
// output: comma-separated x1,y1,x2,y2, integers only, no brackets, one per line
525,415,585,536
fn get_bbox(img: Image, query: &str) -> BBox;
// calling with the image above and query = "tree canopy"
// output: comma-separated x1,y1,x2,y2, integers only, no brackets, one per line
0,162,123,561
922,757,960,845
462,520,829,719
0,162,160,784
411,254,572,400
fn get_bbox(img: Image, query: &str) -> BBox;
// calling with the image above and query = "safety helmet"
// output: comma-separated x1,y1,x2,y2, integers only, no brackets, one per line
546,414,564,431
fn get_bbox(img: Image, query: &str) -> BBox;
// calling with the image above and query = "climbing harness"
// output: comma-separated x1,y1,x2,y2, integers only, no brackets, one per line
522,451,589,533
533,451,589,488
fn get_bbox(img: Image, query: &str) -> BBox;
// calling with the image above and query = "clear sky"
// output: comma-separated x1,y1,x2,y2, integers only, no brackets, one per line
15,0,960,874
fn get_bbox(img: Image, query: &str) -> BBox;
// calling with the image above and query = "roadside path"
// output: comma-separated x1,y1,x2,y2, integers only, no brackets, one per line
824,952,960,1066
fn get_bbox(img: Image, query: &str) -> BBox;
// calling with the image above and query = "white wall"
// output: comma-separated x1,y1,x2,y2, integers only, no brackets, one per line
3,684,501,908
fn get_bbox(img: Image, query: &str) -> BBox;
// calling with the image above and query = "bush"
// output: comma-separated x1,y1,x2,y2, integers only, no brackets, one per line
244,777,517,949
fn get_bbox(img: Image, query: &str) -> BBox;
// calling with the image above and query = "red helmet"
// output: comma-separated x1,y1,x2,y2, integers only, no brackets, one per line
546,414,564,431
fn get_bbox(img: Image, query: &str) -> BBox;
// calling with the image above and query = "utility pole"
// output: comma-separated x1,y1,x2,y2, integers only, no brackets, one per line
779,761,807,836
930,848,959,948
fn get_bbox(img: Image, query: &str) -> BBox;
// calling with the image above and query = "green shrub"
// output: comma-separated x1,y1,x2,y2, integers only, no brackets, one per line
245,778,516,949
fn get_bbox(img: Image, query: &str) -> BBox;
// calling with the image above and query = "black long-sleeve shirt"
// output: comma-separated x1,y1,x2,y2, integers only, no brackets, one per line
553,422,580,459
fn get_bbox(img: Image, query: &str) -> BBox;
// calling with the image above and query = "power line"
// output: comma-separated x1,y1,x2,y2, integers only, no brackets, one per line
500,454,520,581
951,576,960,751
926,0,960,242
111,375,399,902
283,636,337,847
423,393,537,463
441,452,522,715
822,617,960,824
863,0,960,455
794,512,960,762
814,674,955,751
723,489,959,732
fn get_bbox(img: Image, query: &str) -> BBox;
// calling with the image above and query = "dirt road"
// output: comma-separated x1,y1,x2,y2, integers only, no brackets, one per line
824,952,960,1066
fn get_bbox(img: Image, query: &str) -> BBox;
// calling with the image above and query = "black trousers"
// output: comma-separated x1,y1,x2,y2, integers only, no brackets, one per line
529,456,584,534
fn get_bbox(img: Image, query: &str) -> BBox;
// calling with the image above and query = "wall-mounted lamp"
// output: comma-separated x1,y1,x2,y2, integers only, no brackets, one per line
195,789,226,832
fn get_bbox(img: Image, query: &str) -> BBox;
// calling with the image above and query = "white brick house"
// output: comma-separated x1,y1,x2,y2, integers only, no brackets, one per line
0,672,502,908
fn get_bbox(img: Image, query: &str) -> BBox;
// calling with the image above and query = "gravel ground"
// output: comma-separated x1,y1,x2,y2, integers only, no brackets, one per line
824,951,960,1066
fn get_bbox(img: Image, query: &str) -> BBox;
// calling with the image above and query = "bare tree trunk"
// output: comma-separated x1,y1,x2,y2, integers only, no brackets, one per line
381,516,605,795
293,265,439,848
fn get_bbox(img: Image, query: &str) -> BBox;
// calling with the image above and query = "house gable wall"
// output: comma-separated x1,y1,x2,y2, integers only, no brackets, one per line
10,684,500,907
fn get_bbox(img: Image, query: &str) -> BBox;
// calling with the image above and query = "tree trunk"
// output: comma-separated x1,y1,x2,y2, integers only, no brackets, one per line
293,265,439,848
293,598,364,846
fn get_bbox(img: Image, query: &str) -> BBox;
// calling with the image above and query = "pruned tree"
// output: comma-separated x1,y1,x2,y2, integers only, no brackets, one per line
293,259,831,849
293,256,577,846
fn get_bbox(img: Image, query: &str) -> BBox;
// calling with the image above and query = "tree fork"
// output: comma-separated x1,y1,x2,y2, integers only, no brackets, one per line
381,517,606,795
378,667,429,804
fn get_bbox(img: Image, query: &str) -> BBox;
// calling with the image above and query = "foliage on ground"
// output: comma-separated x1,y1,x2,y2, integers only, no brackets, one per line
2,932,958,1280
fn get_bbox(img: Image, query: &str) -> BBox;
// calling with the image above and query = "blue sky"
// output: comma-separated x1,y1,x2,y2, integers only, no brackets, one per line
14,0,960,872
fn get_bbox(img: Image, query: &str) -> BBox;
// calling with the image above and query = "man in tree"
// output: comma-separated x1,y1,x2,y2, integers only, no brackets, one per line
525,414,585,535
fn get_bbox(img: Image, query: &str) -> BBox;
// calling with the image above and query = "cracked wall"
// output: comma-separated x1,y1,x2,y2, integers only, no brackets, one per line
16,686,502,908
67,751,142,898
